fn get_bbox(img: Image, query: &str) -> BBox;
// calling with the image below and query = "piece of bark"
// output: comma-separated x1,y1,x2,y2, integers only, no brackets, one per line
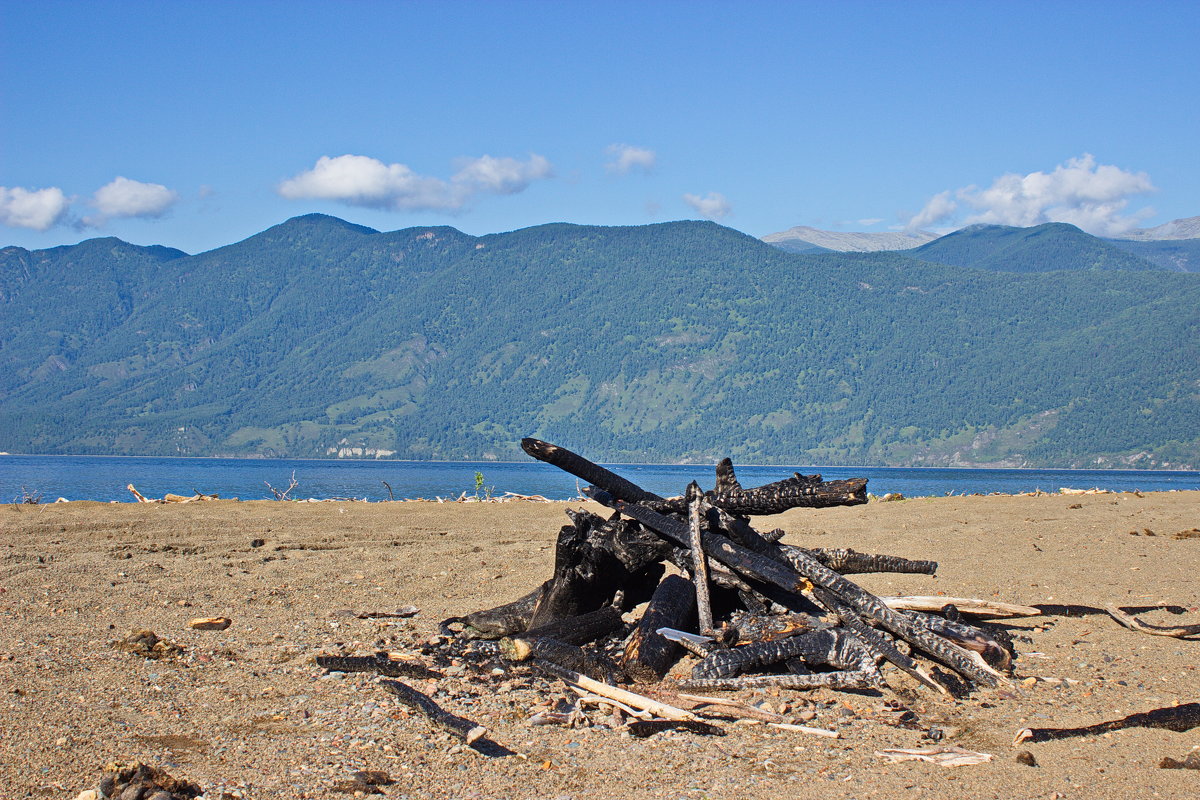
520,438,662,503
675,693,787,723
379,679,488,744
1014,702,1200,744
728,612,826,643
187,617,232,631
623,574,696,683
904,612,1013,670
1105,605,1200,638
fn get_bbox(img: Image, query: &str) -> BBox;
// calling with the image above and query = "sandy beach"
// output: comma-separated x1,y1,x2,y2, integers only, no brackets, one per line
2,491,1198,799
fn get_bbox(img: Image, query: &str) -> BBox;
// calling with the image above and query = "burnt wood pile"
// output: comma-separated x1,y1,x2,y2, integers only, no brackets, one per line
441,438,1013,699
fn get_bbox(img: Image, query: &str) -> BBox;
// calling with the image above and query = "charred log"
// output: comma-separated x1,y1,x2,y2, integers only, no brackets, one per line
501,635,621,683
523,606,625,646
804,547,938,576
520,438,662,503
622,574,696,683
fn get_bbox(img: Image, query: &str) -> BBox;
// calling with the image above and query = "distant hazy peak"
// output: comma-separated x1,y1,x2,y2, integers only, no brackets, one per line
762,225,937,252
1112,216,1200,241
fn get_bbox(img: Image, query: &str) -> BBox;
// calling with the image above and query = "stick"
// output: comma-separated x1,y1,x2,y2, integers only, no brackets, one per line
1105,604,1200,638
768,722,840,738
532,660,699,721
676,693,788,723
567,687,653,719
379,679,488,744
126,483,151,503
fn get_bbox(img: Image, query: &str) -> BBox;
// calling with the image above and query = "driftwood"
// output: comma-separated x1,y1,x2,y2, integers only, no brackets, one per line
380,679,488,744
521,438,662,503
1105,604,1200,638
883,596,1041,618
628,719,725,737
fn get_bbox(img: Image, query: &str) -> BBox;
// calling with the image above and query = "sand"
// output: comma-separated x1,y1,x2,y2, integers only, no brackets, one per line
2,491,1198,799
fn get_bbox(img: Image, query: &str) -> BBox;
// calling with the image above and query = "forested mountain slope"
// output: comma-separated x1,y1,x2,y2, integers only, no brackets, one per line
2,215,1197,468
903,223,1162,273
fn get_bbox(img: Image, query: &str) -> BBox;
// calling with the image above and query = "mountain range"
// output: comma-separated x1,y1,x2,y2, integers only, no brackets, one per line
762,216,1200,272
2,215,1198,468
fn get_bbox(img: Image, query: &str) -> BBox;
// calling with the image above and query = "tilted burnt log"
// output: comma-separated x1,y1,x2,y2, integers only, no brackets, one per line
521,438,662,504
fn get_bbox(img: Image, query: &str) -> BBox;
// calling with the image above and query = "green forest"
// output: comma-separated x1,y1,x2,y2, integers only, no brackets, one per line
2,215,1198,468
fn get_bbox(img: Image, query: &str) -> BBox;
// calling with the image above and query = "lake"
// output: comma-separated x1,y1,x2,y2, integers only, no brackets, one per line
2,454,1198,503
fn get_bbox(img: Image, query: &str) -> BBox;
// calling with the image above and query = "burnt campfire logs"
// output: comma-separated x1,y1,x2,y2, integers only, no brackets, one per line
445,438,1013,699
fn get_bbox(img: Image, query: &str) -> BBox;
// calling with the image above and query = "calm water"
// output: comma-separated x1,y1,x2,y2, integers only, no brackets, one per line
2,454,1198,503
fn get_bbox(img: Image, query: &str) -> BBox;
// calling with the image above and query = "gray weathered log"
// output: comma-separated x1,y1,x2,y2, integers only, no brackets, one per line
687,483,715,636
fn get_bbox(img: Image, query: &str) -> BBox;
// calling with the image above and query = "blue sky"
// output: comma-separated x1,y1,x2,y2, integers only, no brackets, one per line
3,0,1198,254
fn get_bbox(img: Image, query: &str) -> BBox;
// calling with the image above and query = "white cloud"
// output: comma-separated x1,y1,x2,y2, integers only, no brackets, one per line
0,185,70,230
85,177,179,225
906,155,1155,236
605,144,657,175
278,153,553,212
907,190,958,231
683,191,731,221
452,154,553,194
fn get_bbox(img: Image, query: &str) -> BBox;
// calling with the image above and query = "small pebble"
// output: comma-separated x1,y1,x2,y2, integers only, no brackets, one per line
1016,750,1038,767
